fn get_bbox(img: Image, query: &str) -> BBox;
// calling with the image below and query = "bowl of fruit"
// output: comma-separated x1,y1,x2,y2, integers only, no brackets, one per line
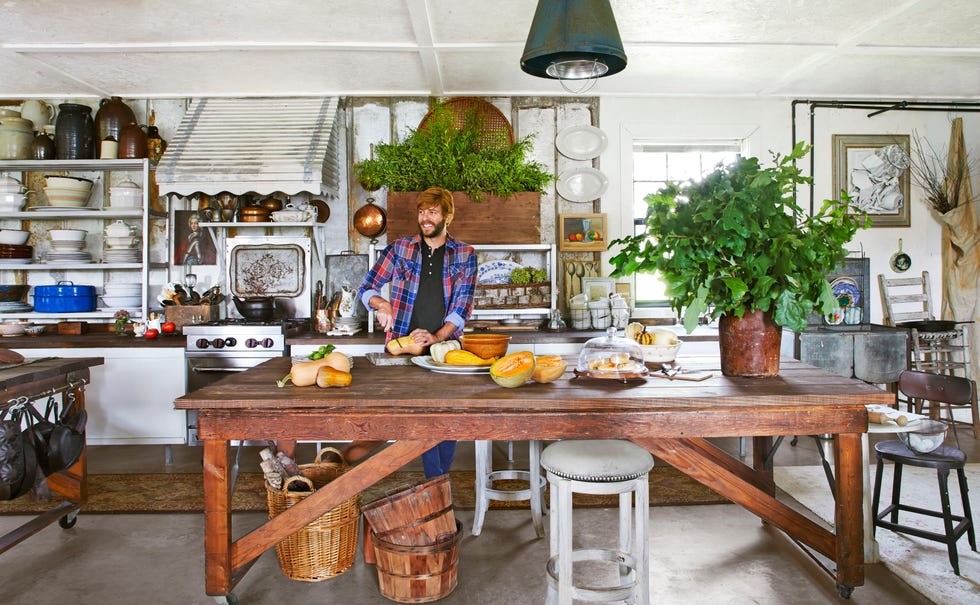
625,323,682,366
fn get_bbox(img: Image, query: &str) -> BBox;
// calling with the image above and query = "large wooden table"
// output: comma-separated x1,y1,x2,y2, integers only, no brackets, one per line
174,355,893,602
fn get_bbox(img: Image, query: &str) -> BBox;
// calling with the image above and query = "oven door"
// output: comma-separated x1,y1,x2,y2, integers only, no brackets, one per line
185,354,273,444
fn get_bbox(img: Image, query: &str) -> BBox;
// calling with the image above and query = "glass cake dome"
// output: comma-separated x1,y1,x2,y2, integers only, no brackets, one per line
576,326,648,380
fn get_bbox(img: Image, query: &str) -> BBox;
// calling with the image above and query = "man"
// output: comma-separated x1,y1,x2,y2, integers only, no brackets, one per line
348,187,477,477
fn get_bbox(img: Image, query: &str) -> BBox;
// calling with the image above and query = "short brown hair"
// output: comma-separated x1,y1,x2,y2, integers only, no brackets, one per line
417,187,454,217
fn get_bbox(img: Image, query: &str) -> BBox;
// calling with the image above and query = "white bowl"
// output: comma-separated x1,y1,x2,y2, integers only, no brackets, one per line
0,230,30,245
48,229,87,242
899,420,948,453
640,342,682,364
43,187,90,207
44,175,93,191
0,320,30,337
108,190,141,208
101,294,142,308
0,192,27,207
104,283,142,295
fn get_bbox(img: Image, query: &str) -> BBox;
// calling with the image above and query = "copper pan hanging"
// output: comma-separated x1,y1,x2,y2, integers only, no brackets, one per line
353,197,387,240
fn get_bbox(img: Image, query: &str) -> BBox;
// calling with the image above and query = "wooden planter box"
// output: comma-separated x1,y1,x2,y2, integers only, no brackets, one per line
385,191,540,244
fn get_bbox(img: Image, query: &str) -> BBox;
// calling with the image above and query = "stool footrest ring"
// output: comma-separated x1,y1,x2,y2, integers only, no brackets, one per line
546,548,637,603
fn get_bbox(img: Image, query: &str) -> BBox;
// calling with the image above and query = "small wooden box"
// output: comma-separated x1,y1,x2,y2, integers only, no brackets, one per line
165,304,220,332
57,321,88,335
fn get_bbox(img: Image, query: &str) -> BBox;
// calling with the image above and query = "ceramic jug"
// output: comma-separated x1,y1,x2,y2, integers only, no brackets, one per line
94,96,136,157
20,100,54,131
117,123,147,159
55,103,95,160
31,129,56,160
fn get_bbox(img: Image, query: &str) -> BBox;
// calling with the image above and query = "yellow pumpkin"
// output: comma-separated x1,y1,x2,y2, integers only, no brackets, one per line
489,351,535,388
531,355,567,383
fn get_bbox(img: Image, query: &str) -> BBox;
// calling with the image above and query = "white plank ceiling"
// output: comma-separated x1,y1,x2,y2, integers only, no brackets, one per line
0,0,977,99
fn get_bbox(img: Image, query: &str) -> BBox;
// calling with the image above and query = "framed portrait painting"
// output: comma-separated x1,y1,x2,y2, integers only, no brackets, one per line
832,134,911,227
172,209,218,266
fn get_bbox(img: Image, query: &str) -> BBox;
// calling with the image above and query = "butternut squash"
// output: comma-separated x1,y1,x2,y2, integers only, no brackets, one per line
386,335,425,356
444,349,497,365
277,352,351,387
316,365,352,388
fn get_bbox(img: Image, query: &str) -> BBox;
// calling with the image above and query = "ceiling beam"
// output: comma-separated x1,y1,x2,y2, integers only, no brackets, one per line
406,0,443,96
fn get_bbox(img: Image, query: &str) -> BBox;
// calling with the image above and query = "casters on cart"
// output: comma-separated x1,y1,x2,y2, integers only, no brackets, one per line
58,510,78,529
213,594,238,605
836,584,854,599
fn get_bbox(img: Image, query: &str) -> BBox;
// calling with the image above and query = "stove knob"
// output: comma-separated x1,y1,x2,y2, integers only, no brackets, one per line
224,337,237,348
210,338,225,349
261,338,274,349
245,338,259,348
195,338,210,349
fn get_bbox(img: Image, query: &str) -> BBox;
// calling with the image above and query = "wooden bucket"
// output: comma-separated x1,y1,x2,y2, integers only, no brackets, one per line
362,474,456,546
373,521,462,603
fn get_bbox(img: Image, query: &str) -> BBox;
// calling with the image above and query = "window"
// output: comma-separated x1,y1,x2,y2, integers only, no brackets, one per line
631,143,741,305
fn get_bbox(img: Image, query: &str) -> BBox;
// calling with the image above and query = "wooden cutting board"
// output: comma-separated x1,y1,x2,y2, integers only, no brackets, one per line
366,352,415,366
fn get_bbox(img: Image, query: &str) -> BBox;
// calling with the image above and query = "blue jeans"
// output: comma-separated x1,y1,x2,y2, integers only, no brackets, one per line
421,441,456,478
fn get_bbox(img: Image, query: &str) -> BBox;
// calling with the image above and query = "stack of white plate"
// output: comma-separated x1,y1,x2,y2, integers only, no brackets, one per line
103,248,141,263
101,293,142,309
0,301,33,313
44,250,93,264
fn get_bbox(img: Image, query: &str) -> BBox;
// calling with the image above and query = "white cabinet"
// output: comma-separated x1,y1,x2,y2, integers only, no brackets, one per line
0,159,163,322
10,347,187,445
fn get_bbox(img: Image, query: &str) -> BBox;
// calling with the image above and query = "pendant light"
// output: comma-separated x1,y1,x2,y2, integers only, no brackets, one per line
521,0,627,94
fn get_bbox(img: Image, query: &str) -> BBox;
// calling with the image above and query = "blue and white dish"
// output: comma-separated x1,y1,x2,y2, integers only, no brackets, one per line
478,260,522,285
830,277,861,308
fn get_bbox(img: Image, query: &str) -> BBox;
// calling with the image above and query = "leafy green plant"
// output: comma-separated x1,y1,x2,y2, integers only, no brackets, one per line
609,143,868,333
355,104,553,201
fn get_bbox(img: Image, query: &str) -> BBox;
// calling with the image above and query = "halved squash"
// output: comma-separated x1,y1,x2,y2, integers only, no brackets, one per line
489,351,535,388
531,355,567,383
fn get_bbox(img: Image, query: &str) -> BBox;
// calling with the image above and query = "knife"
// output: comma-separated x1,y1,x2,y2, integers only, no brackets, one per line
0,356,58,371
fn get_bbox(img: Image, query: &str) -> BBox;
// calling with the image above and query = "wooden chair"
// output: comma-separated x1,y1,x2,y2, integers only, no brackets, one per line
878,271,972,380
898,369,979,442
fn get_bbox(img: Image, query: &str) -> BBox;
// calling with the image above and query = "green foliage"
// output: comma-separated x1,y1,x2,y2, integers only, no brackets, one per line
355,104,553,201
609,142,869,333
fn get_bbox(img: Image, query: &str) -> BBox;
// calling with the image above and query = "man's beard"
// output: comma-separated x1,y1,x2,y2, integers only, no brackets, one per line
419,217,446,238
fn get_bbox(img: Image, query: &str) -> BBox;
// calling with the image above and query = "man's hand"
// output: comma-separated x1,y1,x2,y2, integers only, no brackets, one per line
409,328,439,347
373,299,395,332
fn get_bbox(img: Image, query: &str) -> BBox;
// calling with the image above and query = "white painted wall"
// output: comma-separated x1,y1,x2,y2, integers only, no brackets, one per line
599,96,980,324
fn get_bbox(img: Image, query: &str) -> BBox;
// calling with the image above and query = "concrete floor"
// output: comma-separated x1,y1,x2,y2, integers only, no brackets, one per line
1,431,975,605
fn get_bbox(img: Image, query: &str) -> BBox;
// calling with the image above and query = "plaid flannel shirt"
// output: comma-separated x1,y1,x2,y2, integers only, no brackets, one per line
358,234,477,342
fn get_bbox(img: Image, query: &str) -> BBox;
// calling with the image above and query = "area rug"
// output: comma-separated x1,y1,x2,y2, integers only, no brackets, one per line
775,464,979,605
0,466,726,515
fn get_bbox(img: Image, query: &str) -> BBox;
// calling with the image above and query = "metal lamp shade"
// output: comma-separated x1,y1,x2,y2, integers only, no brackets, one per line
521,0,627,81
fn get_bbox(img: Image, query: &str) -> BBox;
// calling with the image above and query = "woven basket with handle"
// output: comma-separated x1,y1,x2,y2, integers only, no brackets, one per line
265,447,360,582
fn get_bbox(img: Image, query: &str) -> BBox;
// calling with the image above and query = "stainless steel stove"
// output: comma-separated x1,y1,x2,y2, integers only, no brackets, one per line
183,319,303,443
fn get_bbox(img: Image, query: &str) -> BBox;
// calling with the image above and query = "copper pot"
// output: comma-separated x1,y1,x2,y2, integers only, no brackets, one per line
259,197,283,212
239,206,271,222
353,199,387,238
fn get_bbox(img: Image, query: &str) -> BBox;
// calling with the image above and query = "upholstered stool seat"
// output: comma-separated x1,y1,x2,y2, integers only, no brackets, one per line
541,439,654,605
872,440,977,575
472,440,545,537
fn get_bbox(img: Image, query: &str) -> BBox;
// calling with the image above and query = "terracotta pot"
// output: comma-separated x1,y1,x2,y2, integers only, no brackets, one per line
718,308,782,377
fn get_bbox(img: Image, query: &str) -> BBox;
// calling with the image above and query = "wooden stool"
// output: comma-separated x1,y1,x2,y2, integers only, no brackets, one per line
541,439,653,605
472,440,545,537
872,440,977,575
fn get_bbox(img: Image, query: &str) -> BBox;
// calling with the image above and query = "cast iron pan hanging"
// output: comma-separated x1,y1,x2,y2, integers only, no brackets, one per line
889,238,911,273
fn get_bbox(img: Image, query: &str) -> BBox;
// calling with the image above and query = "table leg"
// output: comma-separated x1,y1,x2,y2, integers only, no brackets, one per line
861,433,880,563
203,439,233,597
834,432,865,593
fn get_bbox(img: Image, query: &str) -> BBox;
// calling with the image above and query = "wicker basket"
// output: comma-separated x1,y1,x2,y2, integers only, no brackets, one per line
265,447,360,582
418,97,514,149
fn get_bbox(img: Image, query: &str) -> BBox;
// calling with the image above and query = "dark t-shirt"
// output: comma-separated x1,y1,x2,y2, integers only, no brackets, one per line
408,241,446,333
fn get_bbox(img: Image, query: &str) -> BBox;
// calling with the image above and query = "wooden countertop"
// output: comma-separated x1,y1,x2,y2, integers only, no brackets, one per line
0,332,186,349
0,356,104,401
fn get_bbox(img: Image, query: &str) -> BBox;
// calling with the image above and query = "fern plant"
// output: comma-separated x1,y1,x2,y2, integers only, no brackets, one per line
610,143,868,333
355,104,553,201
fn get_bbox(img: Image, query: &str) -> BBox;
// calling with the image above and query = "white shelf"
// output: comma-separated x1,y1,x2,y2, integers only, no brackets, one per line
201,221,324,228
0,159,153,322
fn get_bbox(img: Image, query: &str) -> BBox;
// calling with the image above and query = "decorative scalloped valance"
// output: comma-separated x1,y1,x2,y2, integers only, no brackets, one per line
156,97,341,198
